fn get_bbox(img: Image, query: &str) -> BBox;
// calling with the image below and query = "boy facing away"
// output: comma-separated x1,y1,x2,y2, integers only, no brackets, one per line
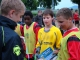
0,0,26,60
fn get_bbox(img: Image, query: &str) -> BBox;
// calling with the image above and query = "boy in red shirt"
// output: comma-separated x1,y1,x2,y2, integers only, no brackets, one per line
56,8,80,60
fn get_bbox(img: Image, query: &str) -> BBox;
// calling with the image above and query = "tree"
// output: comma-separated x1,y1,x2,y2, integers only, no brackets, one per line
38,0,61,9
22,0,38,10
22,0,61,10
71,0,80,15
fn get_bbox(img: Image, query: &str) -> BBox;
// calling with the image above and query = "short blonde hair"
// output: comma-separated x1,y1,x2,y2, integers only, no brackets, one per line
1,0,26,15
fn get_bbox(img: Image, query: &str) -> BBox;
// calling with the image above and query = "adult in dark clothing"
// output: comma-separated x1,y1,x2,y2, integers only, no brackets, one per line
0,0,26,60
34,10,44,27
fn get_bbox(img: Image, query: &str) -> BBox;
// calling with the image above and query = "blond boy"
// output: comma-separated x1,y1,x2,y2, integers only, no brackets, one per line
0,0,26,60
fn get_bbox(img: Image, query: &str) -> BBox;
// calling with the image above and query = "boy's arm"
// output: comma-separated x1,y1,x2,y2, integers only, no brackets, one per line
20,25,24,36
55,29,62,50
33,23,41,54
36,30,42,58
53,29,62,54
67,36,80,60
12,35,24,60
33,23,41,44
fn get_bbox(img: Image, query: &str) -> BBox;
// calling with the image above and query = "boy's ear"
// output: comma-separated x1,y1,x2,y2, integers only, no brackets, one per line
8,10,15,17
69,17,72,21
68,17,72,22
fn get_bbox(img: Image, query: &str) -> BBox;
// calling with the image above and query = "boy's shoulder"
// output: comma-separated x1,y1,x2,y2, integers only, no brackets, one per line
52,26,60,30
39,26,60,32
4,27,19,37
51,26,61,32
39,27,44,32
3,27,20,44
33,22,41,28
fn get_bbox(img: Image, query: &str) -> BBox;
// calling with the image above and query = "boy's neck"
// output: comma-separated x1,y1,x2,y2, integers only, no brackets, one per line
2,14,10,19
2,14,15,22
45,24,53,29
67,24,76,30
26,22,32,26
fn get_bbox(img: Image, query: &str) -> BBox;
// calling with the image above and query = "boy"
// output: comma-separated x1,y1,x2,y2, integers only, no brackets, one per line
36,9,62,60
0,0,26,60
23,11,41,60
56,8,80,60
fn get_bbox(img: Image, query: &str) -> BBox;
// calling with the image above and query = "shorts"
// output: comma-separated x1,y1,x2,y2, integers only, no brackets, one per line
75,21,79,24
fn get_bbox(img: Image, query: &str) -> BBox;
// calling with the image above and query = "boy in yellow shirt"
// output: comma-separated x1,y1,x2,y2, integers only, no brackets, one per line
36,9,62,60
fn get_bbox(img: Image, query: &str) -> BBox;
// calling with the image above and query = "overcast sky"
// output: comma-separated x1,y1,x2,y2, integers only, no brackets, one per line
55,0,78,9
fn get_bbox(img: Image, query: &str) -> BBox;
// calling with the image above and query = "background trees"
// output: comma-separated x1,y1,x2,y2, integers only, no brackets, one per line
38,0,61,9
0,0,2,4
22,0,38,10
22,0,61,10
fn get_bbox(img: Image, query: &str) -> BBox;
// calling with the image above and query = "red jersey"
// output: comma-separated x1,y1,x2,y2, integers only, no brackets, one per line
63,27,80,60
73,13,79,21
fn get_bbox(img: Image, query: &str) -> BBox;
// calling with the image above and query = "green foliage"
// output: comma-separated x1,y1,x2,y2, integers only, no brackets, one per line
71,0,80,4
0,0,2,4
54,0,61,6
38,0,52,8
22,0,61,10
32,11,37,16
38,0,61,8
22,0,38,10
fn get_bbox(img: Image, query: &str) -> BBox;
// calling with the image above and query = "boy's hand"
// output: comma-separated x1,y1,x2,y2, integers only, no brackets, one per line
53,50,59,54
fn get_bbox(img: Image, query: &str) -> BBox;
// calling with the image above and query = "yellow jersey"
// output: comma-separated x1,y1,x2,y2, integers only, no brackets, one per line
15,24,22,36
24,22,36,54
36,26,62,53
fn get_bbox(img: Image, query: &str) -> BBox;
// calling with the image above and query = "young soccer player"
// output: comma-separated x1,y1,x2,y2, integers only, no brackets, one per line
56,8,80,60
36,9,62,60
23,11,41,60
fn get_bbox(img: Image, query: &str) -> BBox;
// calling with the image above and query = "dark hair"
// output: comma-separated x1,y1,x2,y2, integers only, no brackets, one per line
23,10,33,19
42,9,54,17
75,9,78,12
56,8,73,19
